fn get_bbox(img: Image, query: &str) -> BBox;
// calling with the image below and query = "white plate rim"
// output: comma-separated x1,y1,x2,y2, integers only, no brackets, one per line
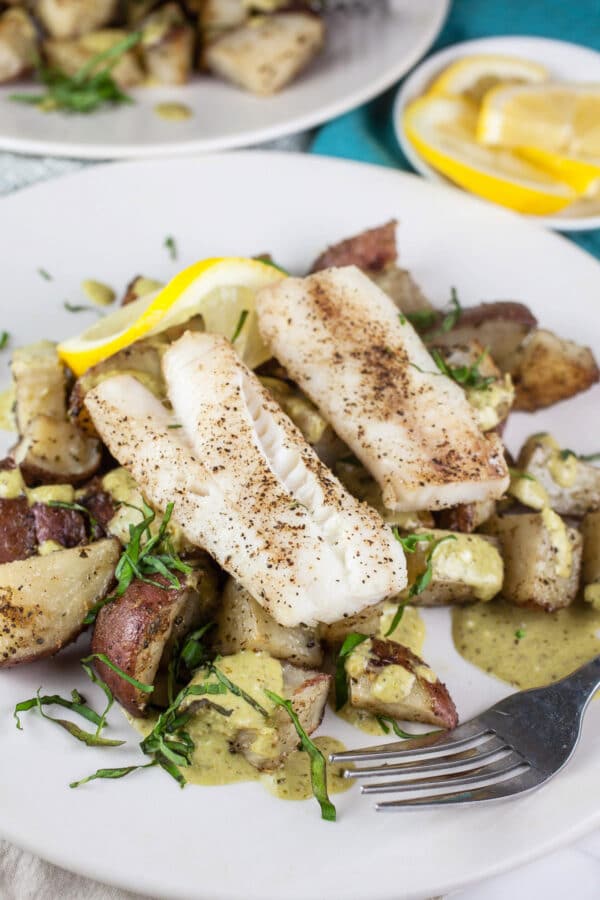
0,151,598,900
0,0,449,160
393,34,600,232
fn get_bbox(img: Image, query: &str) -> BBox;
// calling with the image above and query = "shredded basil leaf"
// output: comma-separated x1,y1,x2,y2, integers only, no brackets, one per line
231,309,249,343
264,689,336,822
377,716,439,739
210,663,269,718
164,235,177,260
0,330,9,350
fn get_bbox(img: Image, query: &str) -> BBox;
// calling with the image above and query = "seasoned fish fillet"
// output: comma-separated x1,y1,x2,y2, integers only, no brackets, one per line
257,266,509,512
86,333,406,627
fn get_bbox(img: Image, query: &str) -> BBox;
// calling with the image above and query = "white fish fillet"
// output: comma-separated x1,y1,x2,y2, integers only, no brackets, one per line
257,266,509,511
86,333,406,627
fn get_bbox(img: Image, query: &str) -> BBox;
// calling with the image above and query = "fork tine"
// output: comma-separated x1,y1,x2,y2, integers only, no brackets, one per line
361,752,527,794
329,719,490,764
374,767,544,810
344,735,510,780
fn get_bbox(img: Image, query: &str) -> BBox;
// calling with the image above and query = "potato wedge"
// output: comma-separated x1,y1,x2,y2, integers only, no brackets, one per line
0,8,37,84
37,0,118,39
506,329,599,411
517,433,600,516
44,29,145,88
0,538,120,667
12,341,67,434
484,511,583,611
429,301,537,369
345,637,458,729
214,579,322,668
12,415,102,485
581,511,600,610
369,265,432,315
92,570,217,716
205,12,324,96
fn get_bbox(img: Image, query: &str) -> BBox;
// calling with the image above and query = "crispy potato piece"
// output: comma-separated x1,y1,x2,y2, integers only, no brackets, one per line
44,29,145,88
430,301,537,369
12,415,102,485
311,220,398,274
0,497,36,564
141,3,195,85
506,329,599,411
484,511,583,611
399,529,503,606
0,538,120,667
92,569,217,716
12,341,66,433
517,433,600,516
318,600,387,646
199,0,248,31
435,498,496,533
37,0,118,39
345,638,458,729
205,12,324,96
0,8,37,84
214,579,322,668
369,265,432,315
581,511,600,609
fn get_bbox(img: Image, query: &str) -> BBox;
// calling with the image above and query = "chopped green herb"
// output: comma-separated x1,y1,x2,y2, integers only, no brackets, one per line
64,301,99,313
377,716,439,739
168,622,215,703
508,467,535,482
561,448,600,463
231,309,249,344
70,762,157,789
408,534,457,598
256,258,289,275
82,654,154,695
83,501,192,625
264,689,336,822
10,32,141,114
392,530,435,554
406,308,437,331
0,331,9,350
164,235,177,260
384,531,450,635
383,601,407,638
515,628,526,640
398,313,407,325
14,689,102,731
431,347,495,391
16,689,124,747
167,423,182,429
38,268,52,281
439,287,462,333
335,632,369,710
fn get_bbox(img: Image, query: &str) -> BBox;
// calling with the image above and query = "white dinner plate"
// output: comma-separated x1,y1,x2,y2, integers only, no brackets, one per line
393,36,600,231
0,0,448,160
0,152,599,900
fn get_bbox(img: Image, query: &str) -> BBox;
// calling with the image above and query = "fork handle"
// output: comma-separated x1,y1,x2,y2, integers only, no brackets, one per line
561,655,600,703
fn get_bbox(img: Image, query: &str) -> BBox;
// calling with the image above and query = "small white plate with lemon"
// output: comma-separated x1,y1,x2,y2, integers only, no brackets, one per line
394,36,600,230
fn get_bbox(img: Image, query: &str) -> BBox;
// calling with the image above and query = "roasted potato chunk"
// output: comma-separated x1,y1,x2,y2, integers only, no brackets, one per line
506,329,599,411
0,538,120,667
429,301,537,370
0,497,36,564
345,638,458,729
13,415,102,485
12,341,66,433
36,0,118,39
484,511,583,611
141,3,195,85
581,511,600,610
44,29,145,88
399,529,503,606
92,569,217,716
517,433,600,516
205,12,324,96
311,220,398,275
0,8,37,84
435,498,496,533
369,265,431,315
214,579,322,668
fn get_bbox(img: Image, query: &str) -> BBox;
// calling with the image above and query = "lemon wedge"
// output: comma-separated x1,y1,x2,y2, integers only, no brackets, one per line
428,54,548,104
478,83,600,157
58,257,285,376
404,95,576,215
517,146,600,195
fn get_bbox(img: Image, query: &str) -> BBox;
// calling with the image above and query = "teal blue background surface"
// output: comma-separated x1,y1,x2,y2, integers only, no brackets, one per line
310,0,600,257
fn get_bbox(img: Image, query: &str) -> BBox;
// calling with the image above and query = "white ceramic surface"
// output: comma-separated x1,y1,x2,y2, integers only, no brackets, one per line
0,0,448,160
394,36,600,231
0,153,599,900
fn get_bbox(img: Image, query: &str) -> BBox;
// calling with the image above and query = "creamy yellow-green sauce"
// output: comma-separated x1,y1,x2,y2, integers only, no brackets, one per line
452,598,600,689
0,385,16,431
81,279,116,307
154,102,193,121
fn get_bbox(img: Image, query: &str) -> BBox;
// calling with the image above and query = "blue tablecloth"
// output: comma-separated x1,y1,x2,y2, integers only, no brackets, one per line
310,0,600,259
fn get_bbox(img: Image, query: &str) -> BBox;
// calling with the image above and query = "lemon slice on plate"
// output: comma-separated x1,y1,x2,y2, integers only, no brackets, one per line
478,83,600,156
428,54,548,104
58,257,285,376
517,146,600,196
403,95,576,215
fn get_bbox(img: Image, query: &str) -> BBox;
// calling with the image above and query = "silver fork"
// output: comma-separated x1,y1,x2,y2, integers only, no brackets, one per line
330,655,600,811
